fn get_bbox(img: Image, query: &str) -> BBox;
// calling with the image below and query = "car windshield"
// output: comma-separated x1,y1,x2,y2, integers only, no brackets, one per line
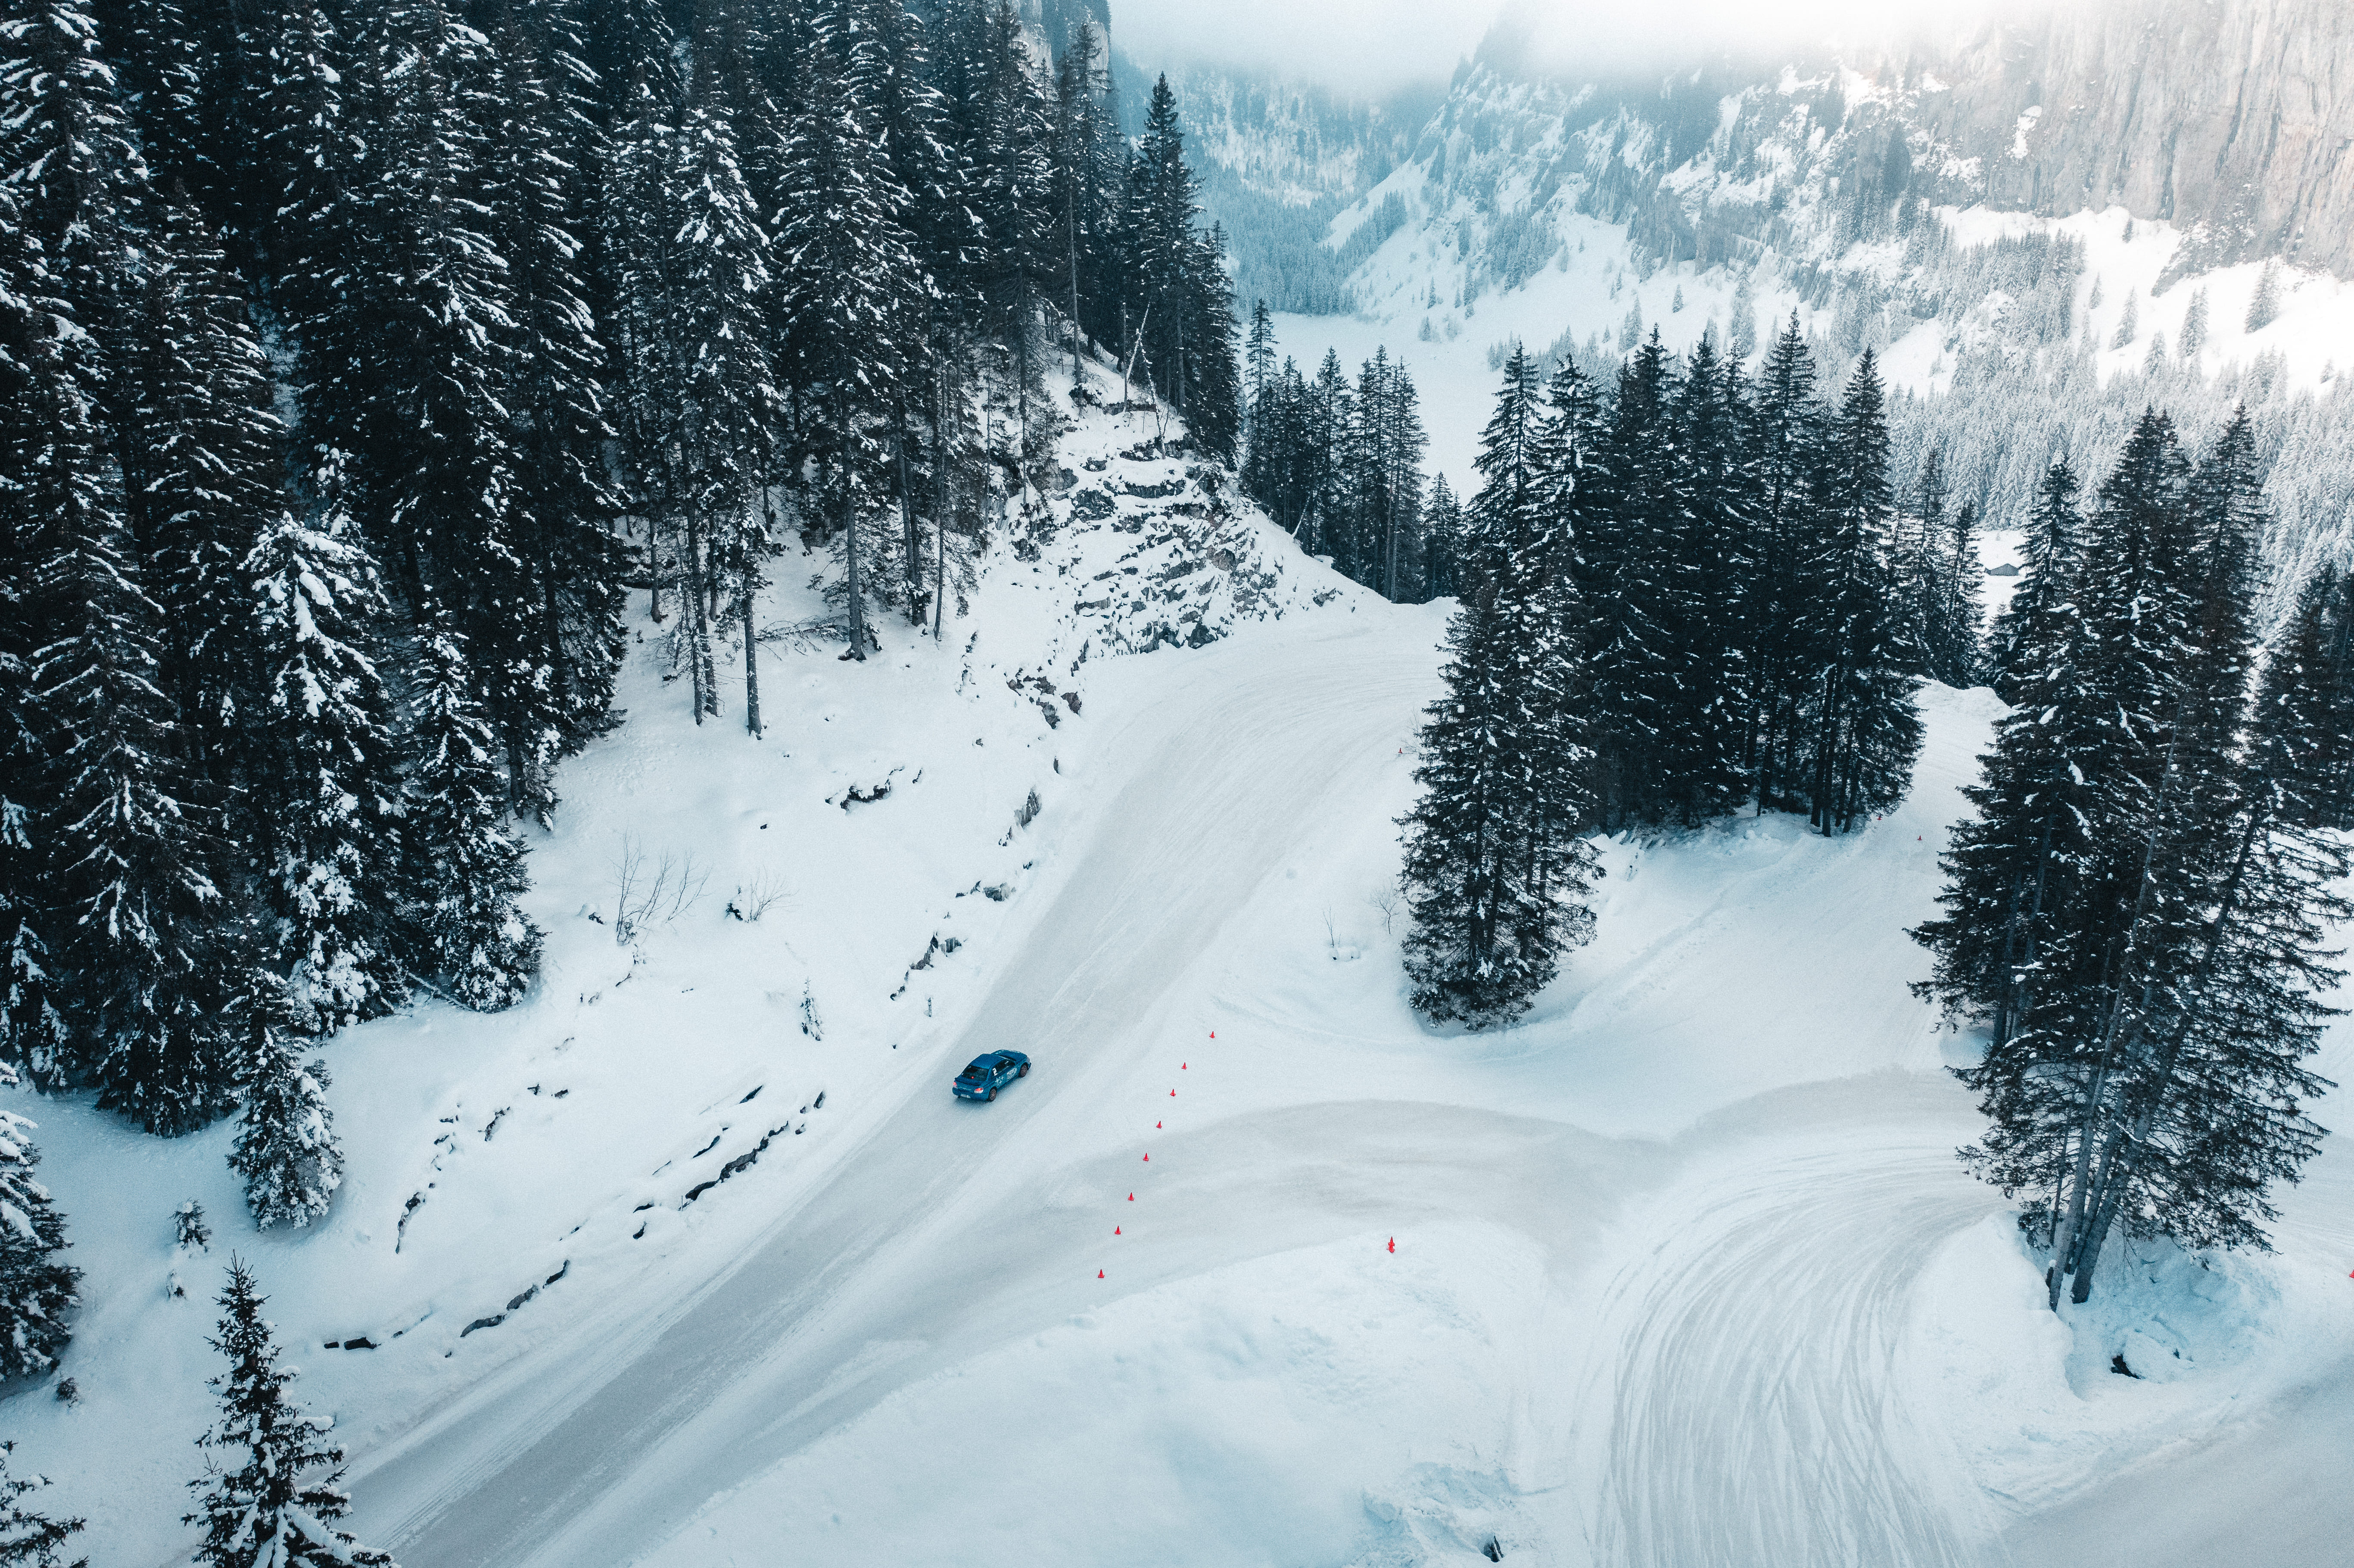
962,1060,992,1077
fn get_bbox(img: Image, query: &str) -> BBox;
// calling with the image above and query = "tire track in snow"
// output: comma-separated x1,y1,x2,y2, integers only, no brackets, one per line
1586,1137,2002,1568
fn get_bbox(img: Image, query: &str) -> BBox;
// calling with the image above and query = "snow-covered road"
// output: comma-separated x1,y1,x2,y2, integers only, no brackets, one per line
361,626,1461,1567
328,614,2354,1568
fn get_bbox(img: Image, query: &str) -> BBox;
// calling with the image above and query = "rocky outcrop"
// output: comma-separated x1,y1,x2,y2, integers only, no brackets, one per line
1909,0,2354,275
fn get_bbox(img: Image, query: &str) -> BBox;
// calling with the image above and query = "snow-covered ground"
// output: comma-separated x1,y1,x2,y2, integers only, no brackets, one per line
13,365,2354,1566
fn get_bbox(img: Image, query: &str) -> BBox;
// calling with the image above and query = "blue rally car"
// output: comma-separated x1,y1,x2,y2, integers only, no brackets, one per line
954,1050,1031,1102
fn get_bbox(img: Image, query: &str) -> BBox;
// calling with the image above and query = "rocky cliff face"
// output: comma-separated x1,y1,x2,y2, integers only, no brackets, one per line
1907,0,2354,276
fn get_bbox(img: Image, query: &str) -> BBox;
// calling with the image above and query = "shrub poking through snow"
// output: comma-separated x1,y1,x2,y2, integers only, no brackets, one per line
0,1440,85,1567
0,1077,78,1381
186,1259,392,1567
226,971,343,1229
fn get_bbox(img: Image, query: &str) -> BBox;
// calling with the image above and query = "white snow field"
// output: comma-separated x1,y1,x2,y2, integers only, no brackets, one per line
12,370,2354,1567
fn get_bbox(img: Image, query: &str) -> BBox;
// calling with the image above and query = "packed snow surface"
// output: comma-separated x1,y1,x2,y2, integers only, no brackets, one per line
13,378,2354,1566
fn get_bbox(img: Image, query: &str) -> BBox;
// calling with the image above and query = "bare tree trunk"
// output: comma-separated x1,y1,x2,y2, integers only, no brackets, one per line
841,387,865,662
741,543,761,737
896,404,922,625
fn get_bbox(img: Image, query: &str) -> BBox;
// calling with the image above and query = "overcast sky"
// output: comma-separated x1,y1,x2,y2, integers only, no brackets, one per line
1114,0,2053,95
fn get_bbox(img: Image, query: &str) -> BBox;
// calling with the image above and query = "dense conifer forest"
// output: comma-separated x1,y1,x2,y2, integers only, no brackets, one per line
0,0,1239,1339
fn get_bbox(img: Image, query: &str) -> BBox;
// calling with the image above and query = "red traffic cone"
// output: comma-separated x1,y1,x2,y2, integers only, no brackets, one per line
1115,1226,1121,1235
1170,1089,1176,1096
1127,1192,1134,1201
1097,1270,1105,1279
1143,1153,1149,1161
1156,1120,1161,1128
1387,1237,1395,1254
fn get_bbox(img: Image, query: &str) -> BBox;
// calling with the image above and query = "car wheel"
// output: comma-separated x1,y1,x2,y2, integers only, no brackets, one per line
986,1086,997,1101
1018,1062,1030,1077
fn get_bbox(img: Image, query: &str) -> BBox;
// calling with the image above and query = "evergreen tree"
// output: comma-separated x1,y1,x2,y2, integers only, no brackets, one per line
1801,350,1920,833
18,201,238,1125
657,50,776,722
187,1259,393,1567
0,1070,77,1383
1927,500,1985,688
226,968,344,1229
405,618,541,1010
1398,351,1598,1027
243,455,406,1028
1986,460,2081,704
476,0,628,767
1585,331,1700,824
0,189,70,1076
1742,313,1828,810
134,196,285,780
0,1441,84,1567
2261,567,2354,828
772,32,923,660
1420,473,1461,602
0,0,144,338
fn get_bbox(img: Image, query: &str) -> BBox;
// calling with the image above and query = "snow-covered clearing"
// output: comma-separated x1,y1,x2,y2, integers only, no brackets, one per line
13,373,2354,1566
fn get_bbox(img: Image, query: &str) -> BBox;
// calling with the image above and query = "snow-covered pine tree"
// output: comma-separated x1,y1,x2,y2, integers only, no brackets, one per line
1928,500,1985,688
2049,409,2343,1303
1899,446,1949,678
0,1440,84,1567
1185,221,1244,461
405,616,542,1009
1918,409,2209,1305
243,453,406,1028
1656,334,1751,822
17,193,238,1126
2244,261,2280,333
327,0,529,787
1049,14,1120,370
1986,460,2081,704
1741,313,1829,810
135,196,286,782
2261,567,2354,828
477,0,627,768
186,1259,393,1567
1398,350,1598,1027
1800,350,1921,833
253,0,352,307
660,41,775,723
0,189,70,1076
596,35,684,628
1420,473,1461,603
226,968,343,1229
0,1065,78,1383
0,0,145,339
1584,330,1689,825
772,30,923,660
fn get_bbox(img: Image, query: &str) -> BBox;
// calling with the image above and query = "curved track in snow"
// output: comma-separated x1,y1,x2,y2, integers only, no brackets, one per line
1583,1127,2002,1568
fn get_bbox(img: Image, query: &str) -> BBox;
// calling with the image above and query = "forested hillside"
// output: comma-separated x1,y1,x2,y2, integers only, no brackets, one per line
0,0,1240,1328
